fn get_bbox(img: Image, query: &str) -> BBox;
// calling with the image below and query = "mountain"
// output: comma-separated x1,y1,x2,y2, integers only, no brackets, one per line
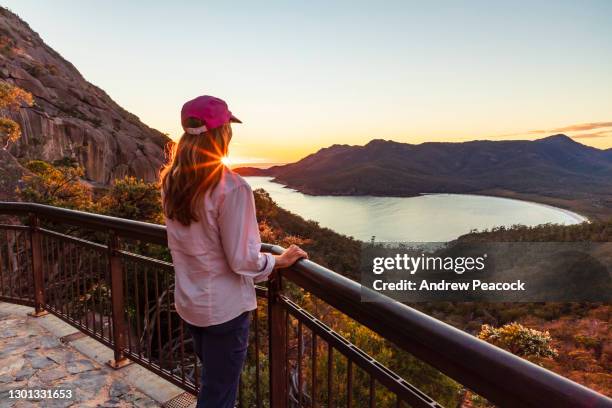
236,135,612,219
0,7,169,192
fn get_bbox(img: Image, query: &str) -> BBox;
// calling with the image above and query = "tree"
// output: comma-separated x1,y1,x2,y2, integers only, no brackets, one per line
0,80,33,148
18,160,92,210
97,176,163,223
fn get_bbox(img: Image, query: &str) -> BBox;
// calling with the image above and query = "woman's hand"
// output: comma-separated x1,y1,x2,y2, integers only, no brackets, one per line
274,244,308,269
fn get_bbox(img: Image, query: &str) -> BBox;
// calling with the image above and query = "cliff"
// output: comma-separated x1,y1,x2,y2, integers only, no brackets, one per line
0,7,169,190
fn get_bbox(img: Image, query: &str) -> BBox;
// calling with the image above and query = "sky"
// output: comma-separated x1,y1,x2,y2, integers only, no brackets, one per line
3,0,612,164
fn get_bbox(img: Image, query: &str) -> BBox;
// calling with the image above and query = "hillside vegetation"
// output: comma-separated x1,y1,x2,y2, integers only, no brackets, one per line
257,197,611,398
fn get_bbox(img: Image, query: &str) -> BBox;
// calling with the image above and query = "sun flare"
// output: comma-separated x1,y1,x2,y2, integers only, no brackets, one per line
220,156,231,167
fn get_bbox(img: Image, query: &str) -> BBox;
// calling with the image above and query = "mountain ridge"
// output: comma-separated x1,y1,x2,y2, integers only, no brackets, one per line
235,135,612,219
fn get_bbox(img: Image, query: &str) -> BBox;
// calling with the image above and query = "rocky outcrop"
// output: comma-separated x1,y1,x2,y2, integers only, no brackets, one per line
0,7,170,185
0,150,29,200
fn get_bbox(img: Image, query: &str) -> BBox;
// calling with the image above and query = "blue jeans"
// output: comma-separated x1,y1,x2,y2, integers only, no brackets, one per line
187,311,251,408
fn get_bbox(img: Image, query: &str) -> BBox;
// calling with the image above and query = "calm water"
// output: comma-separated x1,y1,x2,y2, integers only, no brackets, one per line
245,177,587,242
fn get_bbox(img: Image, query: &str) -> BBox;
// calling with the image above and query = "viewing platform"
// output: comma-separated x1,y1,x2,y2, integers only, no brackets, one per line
0,301,192,407
0,202,610,408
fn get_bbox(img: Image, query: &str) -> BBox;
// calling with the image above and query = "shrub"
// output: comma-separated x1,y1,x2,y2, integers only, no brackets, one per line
479,322,558,360
18,160,92,210
0,80,33,147
97,176,162,223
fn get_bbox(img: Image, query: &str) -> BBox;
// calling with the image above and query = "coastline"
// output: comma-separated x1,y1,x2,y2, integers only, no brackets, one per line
469,189,604,223
452,192,589,224
256,176,597,223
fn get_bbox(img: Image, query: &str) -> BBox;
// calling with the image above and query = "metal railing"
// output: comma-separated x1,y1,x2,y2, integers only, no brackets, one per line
0,202,609,408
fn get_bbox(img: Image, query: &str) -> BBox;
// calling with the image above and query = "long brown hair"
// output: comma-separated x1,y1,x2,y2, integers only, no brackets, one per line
160,118,231,225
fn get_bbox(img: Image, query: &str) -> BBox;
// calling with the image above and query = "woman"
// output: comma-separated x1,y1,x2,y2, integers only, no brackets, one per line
161,95,307,408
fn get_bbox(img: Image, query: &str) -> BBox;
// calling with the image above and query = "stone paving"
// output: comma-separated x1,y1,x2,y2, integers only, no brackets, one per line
0,303,173,408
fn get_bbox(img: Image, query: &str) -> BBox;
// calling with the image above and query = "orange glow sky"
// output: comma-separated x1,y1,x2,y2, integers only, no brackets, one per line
5,1,612,165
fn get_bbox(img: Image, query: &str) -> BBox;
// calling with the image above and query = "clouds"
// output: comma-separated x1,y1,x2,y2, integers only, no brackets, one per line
528,122,612,135
570,130,612,139
495,121,612,141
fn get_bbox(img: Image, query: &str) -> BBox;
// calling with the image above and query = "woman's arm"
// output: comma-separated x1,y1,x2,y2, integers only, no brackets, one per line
218,184,276,281
218,184,308,281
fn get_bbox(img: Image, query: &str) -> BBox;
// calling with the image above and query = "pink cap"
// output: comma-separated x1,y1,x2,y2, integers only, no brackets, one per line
181,95,241,134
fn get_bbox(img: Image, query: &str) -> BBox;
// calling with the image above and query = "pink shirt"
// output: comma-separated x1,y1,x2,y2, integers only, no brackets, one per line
165,168,275,327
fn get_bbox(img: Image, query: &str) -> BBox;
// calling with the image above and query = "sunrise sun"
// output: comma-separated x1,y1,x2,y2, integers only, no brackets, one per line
220,156,231,166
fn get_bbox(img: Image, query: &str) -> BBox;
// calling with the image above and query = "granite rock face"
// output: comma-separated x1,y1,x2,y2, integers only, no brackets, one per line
0,7,170,188
0,150,29,201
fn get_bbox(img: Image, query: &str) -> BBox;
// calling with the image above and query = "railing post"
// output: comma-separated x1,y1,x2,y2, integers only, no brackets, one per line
268,273,288,408
107,230,130,369
28,213,48,317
